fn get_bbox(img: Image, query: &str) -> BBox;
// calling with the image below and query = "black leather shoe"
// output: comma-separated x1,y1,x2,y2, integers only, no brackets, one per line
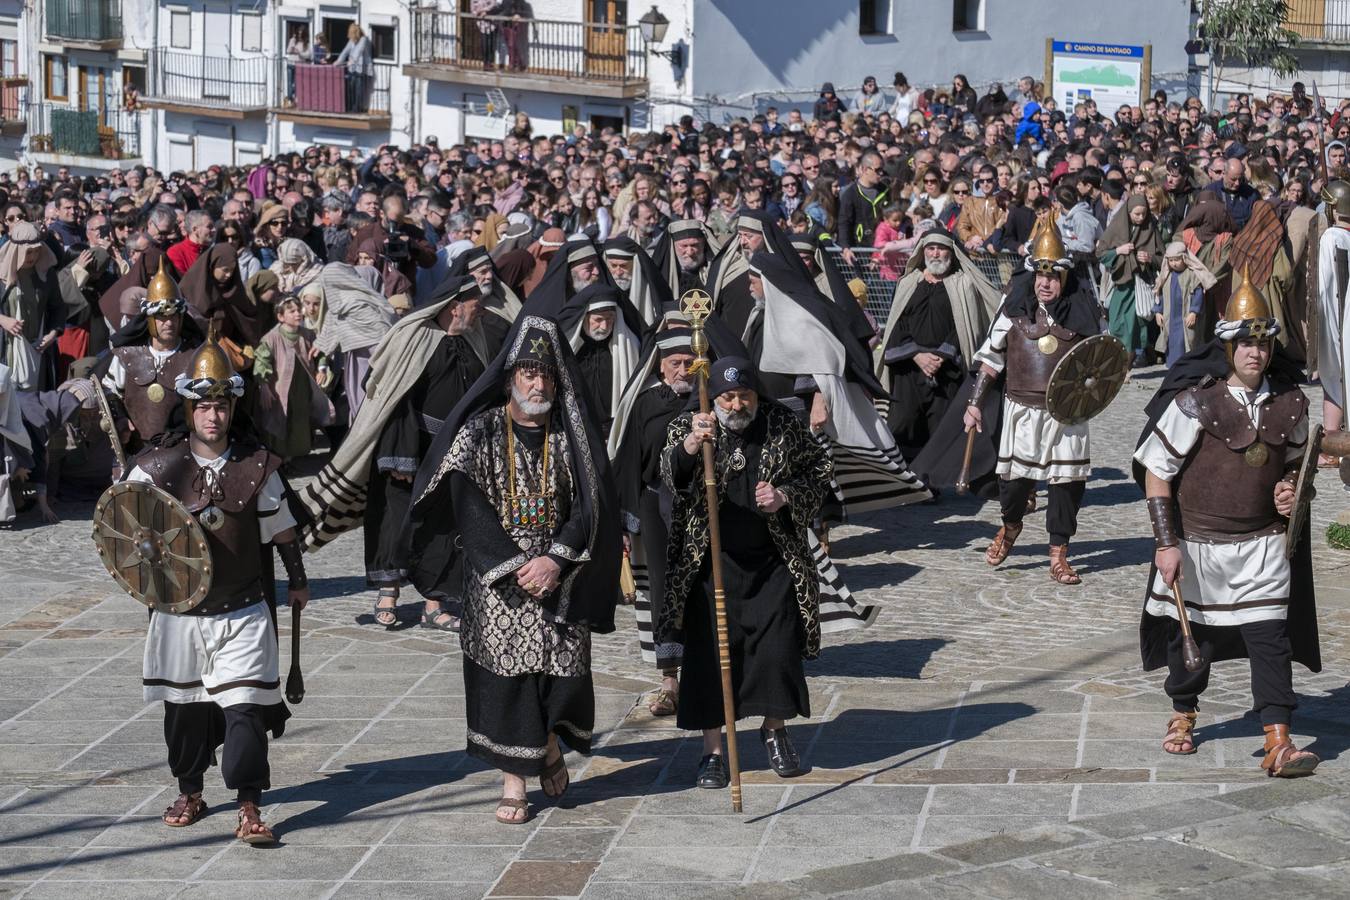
696,753,728,789
761,725,804,777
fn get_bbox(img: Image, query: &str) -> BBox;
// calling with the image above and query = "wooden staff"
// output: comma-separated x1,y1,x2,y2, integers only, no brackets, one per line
954,427,977,495
684,290,743,813
285,605,305,703
1170,578,1203,673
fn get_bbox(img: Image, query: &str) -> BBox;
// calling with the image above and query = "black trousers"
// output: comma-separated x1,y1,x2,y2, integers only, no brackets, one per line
1164,619,1297,725
163,701,270,803
998,477,1085,546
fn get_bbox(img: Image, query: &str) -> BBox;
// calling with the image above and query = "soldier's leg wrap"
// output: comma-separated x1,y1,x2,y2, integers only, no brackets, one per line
1046,480,1087,547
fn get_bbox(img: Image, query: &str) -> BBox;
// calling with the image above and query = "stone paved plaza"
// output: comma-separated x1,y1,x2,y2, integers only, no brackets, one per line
2,368,1350,898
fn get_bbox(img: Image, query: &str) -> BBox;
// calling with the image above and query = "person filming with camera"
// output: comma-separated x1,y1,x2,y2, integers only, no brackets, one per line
345,191,437,290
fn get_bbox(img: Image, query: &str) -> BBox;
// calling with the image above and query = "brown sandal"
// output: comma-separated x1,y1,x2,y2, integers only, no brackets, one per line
495,797,531,824
539,751,570,799
1261,724,1320,777
1049,545,1081,585
162,793,207,828
985,522,1022,566
1163,711,1198,755
648,688,677,717
235,800,276,845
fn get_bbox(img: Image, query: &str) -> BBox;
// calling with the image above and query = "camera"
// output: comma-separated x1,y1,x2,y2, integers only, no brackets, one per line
384,223,410,263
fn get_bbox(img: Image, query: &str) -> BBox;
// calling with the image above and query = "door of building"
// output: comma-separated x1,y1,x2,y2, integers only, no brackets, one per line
203,4,232,100
584,0,626,79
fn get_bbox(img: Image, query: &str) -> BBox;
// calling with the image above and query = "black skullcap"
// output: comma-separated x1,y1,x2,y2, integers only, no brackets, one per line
707,356,759,398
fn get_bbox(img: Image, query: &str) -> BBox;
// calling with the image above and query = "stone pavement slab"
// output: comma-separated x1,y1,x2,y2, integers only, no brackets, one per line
1,367,1349,897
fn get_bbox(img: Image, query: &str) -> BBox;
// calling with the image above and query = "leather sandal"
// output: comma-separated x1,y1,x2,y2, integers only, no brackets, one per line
1049,544,1081,585
647,688,677,717
985,522,1023,567
495,797,531,824
1261,724,1320,777
373,588,398,629
162,792,207,828
420,605,459,632
235,800,276,845
539,751,569,799
1162,711,1198,755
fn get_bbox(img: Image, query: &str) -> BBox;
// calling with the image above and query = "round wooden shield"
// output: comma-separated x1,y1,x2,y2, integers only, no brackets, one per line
1045,334,1131,425
91,481,212,614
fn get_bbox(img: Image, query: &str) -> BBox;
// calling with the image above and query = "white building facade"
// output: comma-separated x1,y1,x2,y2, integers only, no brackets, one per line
14,0,1208,173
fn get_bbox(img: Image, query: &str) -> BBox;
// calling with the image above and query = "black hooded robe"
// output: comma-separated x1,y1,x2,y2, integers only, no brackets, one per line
883,278,965,458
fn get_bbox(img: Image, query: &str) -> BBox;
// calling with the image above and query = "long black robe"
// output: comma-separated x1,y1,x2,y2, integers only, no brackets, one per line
668,412,810,730
364,333,485,588
573,334,615,435
884,279,965,458
713,272,757,341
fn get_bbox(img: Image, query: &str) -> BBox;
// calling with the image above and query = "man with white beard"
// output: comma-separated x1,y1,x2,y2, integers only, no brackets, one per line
565,283,641,438
607,320,696,715
604,236,675,325
651,219,723,303
877,227,1001,459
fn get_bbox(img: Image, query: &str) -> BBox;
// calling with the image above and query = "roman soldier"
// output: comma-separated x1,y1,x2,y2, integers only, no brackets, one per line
121,327,308,844
650,219,722,301
1133,268,1321,777
964,216,1103,584
103,259,201,458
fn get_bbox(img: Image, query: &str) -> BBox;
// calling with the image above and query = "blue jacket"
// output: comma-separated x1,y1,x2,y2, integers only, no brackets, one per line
1014,102,1042,146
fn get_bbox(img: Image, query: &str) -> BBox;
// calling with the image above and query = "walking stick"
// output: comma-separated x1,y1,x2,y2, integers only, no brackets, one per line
954,427,977,495
1170,578,1203,673
682,289,743,813
285,604,305,703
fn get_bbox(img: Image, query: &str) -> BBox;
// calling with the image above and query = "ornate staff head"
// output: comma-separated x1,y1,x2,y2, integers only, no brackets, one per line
680,288,712,377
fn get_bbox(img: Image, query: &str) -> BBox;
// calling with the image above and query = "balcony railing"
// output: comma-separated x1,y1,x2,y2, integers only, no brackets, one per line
411,12,646,84
45,0,122,43
1285,0,1350,41
28,102,140,159
147,50,269,110
285,61,392,117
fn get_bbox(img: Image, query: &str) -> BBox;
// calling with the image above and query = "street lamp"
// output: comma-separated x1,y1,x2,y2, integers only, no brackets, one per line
639,6,683,69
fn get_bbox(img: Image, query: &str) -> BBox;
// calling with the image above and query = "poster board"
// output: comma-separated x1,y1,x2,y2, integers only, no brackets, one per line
1048,40,1150,112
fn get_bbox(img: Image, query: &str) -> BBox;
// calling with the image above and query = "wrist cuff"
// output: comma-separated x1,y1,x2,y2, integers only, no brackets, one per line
1147,496,1179,549
276,540,308,590
969,369,995,408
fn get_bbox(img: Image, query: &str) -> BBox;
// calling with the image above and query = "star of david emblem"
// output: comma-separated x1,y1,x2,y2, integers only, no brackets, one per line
529,336,550,357
680,289,712,324
1247,319,1269,339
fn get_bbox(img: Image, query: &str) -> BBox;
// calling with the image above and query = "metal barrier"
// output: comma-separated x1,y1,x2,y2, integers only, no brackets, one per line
824,246,1018,323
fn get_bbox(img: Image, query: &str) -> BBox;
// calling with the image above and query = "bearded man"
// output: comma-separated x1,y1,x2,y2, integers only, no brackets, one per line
450,245,521,352
651,219,722,300
603,236,673,325
964,217,1103,584
878,228,1001,458
408,316,620,825
704,210,779,340
607,319,695,715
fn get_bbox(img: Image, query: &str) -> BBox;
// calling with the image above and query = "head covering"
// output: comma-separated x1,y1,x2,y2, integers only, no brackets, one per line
272,238,324,293
175,324,245,404
180,244,255,343
602,235,675,325
1153,240,1218,295
245,165,271,201
521,227,567,295
408,313,620,631
1025,213,1072,275
0,221,58,286
1215,265,1280,342
246,269,282,306
480,211,507,251
1178,190,1236,244
1097,194,1165,285
1000,268,1101,339
140,257,187,318
491,220,535,259
1225,199,1285,288
708,355,760,397
99,247,176,324
255,202,289,236
312,262,397,356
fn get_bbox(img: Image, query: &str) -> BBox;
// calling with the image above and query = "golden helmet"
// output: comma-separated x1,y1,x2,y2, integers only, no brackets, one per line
1321,179,1350,224
1028,213,1068,275
177,321,243,407
1223,264,1274,324
147,256,178,305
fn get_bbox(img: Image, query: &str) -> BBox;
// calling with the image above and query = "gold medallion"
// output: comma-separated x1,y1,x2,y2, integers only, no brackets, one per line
1244,442,1269,467
1037,334,1059,355
147,383,165,403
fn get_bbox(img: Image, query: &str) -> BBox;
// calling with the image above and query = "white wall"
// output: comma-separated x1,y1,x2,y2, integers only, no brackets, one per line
680,0,1193,122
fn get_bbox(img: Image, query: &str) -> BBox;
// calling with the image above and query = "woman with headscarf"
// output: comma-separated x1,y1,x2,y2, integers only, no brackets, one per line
253,203,290,270
180,243,261,348
0,222,64,391
1151,241,1218,366
480,211,508,252
1177,189,1237,337
1097,194,1165,366
313,263,396,423
270,238,324,294
1222,199,1299,360
490,219,534,260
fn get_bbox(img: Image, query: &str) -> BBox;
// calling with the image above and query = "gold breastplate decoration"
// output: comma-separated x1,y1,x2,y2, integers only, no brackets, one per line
504,407,556,530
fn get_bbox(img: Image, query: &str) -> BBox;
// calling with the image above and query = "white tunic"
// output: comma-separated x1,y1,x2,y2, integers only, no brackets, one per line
1134,381,1306,628
129,447,295,707
975,311,1091,482
1317,224,1350,407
